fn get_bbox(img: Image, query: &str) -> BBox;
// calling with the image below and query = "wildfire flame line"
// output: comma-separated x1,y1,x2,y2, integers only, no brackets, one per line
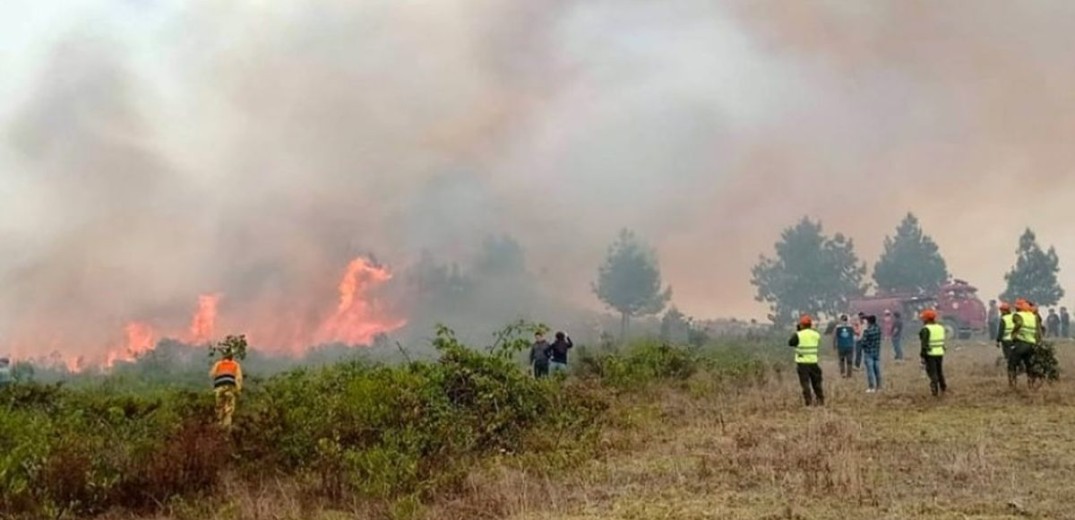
12,257,405,372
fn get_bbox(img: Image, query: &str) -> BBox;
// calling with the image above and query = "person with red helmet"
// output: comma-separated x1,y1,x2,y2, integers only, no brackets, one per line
919,309,947,397
787,315,824,406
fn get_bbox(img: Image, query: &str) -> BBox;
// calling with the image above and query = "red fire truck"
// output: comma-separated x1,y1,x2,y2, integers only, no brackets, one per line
848,280,988,339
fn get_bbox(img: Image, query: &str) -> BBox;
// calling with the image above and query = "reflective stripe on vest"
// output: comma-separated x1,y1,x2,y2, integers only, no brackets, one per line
213,360,239,388
795,329,821,364
1001,314,1015,342
1016,311,1038,343
925,323,945,357
214,375,237,388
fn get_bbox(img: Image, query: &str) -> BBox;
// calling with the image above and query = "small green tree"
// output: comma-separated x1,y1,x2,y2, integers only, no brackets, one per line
209,334,249,361
593,229,672,339
1001,228,1064,306
751,217,868,326
660,306,690,344
873,213,949,295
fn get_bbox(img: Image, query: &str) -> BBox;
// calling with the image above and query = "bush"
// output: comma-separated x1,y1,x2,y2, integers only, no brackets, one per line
0,325,771,518
1030,342,1061,382
0,324,611,518
576,339,773,391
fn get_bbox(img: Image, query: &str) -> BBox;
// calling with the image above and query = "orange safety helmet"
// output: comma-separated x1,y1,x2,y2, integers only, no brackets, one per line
1015,298,1031,312
799,314,813,327
920,309,938,322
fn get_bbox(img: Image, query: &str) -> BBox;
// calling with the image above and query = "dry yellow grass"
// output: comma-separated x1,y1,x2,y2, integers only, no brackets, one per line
437,341,1075,520
138,341,1075,520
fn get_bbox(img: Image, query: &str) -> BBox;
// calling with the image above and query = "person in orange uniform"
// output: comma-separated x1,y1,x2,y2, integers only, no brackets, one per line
210,353,243,428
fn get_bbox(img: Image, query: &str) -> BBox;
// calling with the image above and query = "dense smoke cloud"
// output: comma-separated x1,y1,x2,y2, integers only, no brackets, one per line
3,0,1075,362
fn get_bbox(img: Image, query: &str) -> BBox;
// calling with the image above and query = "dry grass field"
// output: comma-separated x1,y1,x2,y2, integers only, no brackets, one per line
429,342,1075,520
134,341,1075,520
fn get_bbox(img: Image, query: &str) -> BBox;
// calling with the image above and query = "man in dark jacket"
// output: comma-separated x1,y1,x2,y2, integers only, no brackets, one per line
859,315,883,392
1061,307,1071,338
853,312,867,369
529,332,552,379
987,300,999,342
890,312,905,361
548,331,573,375
1046,309,1061,338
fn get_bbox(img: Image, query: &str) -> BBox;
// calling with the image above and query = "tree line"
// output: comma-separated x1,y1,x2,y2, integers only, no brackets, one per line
592,213,1064,331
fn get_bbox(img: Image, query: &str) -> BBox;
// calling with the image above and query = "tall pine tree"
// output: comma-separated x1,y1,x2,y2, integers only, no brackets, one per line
873,213,949,295
1001,228,1064,306
751,217,868,326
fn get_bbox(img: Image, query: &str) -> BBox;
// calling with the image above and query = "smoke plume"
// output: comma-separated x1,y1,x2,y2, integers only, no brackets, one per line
3,1,1075,363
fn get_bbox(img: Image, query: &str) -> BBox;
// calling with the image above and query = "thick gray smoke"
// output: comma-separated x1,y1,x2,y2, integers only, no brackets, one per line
3,0,1075,362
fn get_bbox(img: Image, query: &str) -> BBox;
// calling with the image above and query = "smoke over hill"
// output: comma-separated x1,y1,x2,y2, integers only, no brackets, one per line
2,1,1075,364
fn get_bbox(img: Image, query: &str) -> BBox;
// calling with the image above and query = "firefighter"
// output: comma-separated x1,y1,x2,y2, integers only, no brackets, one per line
996,302,1016,362
787,315,824,406
919,309,947,397
1009,299,1041,387
210,352,243,428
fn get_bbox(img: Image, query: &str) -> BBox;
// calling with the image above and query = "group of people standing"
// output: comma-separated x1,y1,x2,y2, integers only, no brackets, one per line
994,299,1046,386
789,309,949,406
990,300,1068,340
529,331,574,378
830,312,905,389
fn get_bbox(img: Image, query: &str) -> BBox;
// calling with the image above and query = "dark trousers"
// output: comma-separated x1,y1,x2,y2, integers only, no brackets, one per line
796,363,824,406
837,349,854,377
853,343,863,369
1000,340,1015,361
533,362,549,379
1008,341,1036,384
924,355,947,396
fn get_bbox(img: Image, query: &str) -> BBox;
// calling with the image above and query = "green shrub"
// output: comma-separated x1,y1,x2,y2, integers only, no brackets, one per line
0,325,765,518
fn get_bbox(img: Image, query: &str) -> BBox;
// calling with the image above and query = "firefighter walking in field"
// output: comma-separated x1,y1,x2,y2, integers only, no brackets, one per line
210,353,243,428
919,309,947,397
996,302,1016,363
1009,299,1042,387
787,315,824,406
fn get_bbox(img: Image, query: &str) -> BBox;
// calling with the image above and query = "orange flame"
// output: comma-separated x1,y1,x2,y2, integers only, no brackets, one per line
189,293,221,344
7,257,406,371
105,321,156,368
315,257,405,346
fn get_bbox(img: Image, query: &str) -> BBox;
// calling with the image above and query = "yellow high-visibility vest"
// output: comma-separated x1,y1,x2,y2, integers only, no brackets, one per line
1001,313,1015,342
795,329,821,364
925,323,945,357
1015,311,1038,344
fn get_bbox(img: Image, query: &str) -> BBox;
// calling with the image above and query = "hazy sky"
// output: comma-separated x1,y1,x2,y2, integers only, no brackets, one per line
3,1,1075,360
